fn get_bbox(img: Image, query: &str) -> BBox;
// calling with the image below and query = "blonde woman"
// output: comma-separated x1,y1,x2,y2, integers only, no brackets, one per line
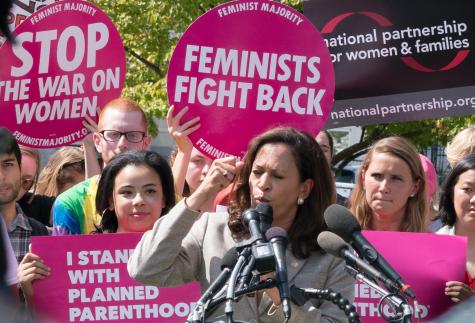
36,147,86,197
350,136,428,232
446,126,475,168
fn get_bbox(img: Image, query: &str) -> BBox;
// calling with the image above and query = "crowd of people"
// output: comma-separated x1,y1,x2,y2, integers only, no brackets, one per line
0,97,474,322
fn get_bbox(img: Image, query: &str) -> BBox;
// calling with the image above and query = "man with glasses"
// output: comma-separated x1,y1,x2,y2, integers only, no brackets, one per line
52,98,151,235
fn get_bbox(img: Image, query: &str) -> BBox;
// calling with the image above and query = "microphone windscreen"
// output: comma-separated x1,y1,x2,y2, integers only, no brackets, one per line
323,204,361,242
265,227,287,240
221,247,238,270
317,231,348,257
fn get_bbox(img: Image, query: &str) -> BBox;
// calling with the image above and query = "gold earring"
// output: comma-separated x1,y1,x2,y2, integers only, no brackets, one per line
297,197,304,205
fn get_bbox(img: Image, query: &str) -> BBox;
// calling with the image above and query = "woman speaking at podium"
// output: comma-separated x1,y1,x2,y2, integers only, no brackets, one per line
128,127,355,322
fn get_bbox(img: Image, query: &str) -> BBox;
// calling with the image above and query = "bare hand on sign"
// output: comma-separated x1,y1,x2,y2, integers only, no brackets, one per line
82,109,100,145
445,281,474,303
81,110,102,177
167,105,200,154
18,251,51,302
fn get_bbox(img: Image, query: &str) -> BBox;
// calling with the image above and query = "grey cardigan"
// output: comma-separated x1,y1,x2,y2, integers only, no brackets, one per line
128,200,355,322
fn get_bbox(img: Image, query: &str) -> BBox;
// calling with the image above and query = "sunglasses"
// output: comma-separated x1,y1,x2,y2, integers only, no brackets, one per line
21,177,35,191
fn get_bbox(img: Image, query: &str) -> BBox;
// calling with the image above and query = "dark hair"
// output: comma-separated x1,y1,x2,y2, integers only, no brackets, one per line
228,127,335,259
0,128,21,165
94,150,176,233
438,153,475,227
0,0,14,43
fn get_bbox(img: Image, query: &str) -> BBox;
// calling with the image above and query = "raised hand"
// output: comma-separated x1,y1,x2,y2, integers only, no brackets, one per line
167,105,200,154
82,110,101,177
82,110,100,143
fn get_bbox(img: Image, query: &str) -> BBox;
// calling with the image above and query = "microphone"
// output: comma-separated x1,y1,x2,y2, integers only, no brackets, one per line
188,248,238,323
265,227,291,321
237,255,255,291
256,203,273,235
240,205,275,273
317,231,399,290
236,203,274,290
324,204,415,298
194,248,238,306
242,208,266,245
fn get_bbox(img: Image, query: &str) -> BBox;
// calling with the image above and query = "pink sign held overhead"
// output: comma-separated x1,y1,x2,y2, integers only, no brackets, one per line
167,0,335,159
0,0,126,148
31,233,201,322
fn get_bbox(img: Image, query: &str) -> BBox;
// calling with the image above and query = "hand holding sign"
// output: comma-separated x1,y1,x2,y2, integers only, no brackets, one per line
82,109,100,145
18,252,51,304
167,105,201,154
445,281,474,303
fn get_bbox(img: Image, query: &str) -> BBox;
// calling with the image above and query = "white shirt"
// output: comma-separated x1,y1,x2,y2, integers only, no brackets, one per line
436,225,456,236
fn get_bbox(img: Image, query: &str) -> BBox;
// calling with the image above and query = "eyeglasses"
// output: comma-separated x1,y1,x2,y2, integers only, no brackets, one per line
21,177,35,191
99,130,146,143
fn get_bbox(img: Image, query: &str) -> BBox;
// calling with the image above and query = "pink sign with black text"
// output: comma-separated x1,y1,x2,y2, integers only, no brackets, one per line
0,0,126,148
167,0,334,159
354,231,467,321
31,233,200,322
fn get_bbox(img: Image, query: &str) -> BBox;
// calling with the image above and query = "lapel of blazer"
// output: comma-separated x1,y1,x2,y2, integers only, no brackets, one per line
286,250,308,283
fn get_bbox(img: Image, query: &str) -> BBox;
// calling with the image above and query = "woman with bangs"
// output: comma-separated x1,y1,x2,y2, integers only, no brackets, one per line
436,153,475,303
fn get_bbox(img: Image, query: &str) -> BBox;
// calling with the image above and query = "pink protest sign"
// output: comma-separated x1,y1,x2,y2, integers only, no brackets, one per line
352,231,467,321
0,0,126,148
167,0,334,159
31,234,200,322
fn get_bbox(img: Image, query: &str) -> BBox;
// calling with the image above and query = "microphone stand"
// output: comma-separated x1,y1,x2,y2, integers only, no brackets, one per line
345,266,413,323
290,285,361,323
207,278,278,317
205,278,359,323
224,248,252,323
